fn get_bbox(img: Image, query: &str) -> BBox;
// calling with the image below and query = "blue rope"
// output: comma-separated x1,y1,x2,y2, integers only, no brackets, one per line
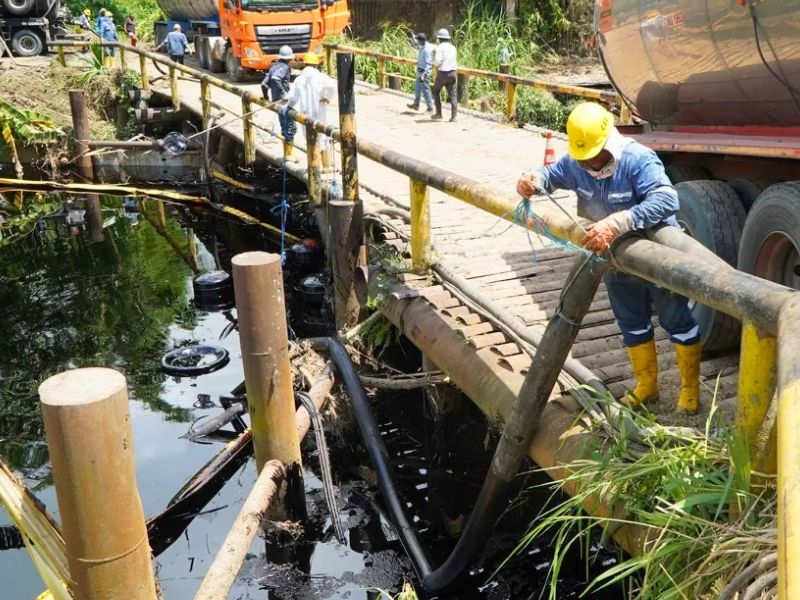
514,198,607,265
270,157,291,265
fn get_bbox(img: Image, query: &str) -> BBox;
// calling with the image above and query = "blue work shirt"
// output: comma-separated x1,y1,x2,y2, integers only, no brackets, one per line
164,31,189,56
263,60,291,102
537,139,679,229
417,42,433,73
99,18,117,42
95,14,104,31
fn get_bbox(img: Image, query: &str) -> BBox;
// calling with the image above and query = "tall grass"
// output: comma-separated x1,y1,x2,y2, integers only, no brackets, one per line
502,391,777,599
329,1,574,131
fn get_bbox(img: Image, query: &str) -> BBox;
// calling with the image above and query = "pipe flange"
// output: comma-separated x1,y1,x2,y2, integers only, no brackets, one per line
161,345,230,377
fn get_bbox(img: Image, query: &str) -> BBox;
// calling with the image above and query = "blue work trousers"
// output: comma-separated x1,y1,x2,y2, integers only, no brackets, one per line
605,271,700,347
413,69,433,109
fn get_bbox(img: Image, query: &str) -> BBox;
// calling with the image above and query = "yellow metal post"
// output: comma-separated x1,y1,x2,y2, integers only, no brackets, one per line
410,178,431,272
777,295,800,600
169,65,179,109
506,82,517,122
736,319,777,468
119,45,125,68
378,57,386,89
305,122,321,206
139,53,150,91
325,46,334,75
242,96,256,165
57,44,66,67
200,79,210,130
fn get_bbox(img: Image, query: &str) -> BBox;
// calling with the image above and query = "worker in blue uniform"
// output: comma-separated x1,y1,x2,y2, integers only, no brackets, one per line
516,102,702,414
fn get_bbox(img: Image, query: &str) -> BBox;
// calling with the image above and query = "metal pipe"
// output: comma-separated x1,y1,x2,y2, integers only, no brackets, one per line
87,140,163,150
777,295,800,600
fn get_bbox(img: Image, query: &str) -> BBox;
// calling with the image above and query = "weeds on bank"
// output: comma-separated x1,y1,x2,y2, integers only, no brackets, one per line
503,391,777,599
330,1,575,130
370,582,419,600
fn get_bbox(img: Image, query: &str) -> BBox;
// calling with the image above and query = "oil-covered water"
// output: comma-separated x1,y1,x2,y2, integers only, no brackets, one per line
0,193,624,599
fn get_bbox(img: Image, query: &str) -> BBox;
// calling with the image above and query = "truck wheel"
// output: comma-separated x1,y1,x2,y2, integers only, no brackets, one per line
675,180,746,351
3,0,35,15
225,47,245,83
208,43,225,73
11,29,44,57
665,165,709,185
738,182,800,291
197,37,210,70
726,179,771,212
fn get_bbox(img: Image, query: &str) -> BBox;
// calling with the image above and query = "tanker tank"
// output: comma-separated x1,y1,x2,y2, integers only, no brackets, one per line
155,0,218,23
595,0,800,129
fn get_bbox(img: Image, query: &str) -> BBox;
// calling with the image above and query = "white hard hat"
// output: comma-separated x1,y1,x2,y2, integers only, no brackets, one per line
278,45,294,60
436,28,450,40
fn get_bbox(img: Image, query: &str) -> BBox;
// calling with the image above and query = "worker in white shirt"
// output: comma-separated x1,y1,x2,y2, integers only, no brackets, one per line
431,28,458,122
282,53,335,163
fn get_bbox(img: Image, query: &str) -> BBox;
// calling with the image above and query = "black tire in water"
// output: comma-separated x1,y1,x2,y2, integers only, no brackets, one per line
225,47,245,83
2,0,34,15
675,180,746,351
11,29,43,56
726,178,771,212
738,182,800,291
665,165,710,185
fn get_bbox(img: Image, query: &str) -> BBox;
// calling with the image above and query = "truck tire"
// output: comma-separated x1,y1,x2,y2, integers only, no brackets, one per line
11,29,44,57
665,165,710,185
208,42,225,73
726,179,771,212
225,47,246,83
3,0,34,15
196,37,210,70
675,180,746,351
737,182,800,291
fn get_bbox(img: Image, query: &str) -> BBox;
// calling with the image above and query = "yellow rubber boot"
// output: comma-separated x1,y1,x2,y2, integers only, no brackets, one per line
622,339,659,408
675,342,702,415
283,142,297,162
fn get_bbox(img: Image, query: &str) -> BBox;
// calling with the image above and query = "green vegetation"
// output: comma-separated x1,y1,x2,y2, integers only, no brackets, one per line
0,100,61,178
65,0,162,43
331,1,588,130
504,390,776,599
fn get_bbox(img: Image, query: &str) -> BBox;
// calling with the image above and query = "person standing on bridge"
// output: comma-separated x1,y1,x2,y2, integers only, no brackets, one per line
406,32,434,113
156,24,190,65
263,46,297,159
283,53,335,166
431,28,458,122
516,102,702,415
95,8,106,34
98,13,118,69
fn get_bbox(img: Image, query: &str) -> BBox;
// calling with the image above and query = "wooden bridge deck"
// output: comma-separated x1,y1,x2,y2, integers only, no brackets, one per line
140,58,739,427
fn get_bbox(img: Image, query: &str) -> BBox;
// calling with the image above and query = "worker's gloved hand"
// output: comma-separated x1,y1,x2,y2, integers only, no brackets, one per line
516,171,542,198
580,210,633,253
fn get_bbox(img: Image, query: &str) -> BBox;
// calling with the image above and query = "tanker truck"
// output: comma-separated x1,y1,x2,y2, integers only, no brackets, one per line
154,0,349,82
1,0,70,56
594,0,800,350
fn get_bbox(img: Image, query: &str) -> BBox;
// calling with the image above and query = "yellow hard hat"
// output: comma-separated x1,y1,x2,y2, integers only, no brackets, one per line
304,52,320,65
566,102,614,161
83,8,91,15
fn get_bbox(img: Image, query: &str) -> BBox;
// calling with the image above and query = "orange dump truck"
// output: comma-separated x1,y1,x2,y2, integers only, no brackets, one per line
155,0,349,81
595,0,800,350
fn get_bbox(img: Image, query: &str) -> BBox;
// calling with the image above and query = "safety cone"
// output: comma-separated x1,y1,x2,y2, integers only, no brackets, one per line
543,131,556,167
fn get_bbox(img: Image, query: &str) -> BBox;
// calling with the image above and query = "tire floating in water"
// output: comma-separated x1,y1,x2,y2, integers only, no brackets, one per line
161,345,230,377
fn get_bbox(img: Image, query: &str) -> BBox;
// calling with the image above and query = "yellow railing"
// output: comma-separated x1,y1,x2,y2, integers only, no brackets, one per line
50,41,796,598
323,42,630,123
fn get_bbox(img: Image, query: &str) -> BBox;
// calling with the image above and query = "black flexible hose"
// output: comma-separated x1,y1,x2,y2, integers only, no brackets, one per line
308,254,604,591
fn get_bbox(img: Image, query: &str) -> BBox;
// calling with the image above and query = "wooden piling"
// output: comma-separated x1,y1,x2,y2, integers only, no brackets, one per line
336,52,360,203
69,90,104,243
139,53,150,90
329,200,365,329
231,252,301,474
242,95,256,165
39,368,157,600
305,122,322,206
